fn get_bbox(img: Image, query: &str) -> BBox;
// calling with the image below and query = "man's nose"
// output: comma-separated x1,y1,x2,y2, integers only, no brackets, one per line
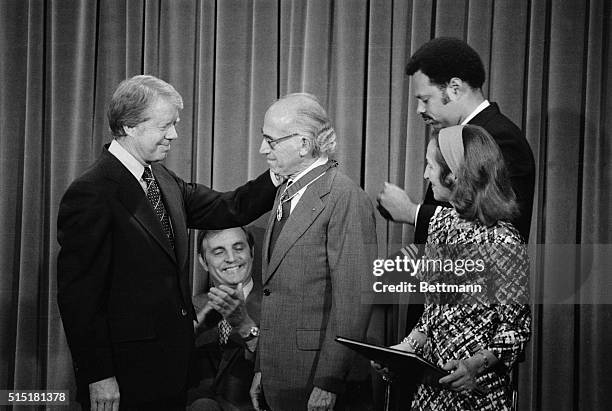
166,125,178,140
259,138,270,154
416,100,426,114
226,250,236,262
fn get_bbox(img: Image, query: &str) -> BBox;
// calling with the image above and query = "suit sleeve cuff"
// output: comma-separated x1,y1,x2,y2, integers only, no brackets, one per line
313,377,345,395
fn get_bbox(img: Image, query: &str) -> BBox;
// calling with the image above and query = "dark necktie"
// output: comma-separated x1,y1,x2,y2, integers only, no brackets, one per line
142,167,174,249
268,160,338,259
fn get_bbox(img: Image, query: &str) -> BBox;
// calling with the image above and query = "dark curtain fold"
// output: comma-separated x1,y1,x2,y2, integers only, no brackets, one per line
1,0,610,409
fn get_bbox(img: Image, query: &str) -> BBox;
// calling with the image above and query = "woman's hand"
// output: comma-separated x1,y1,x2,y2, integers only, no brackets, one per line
439,357,488,395
371,337,421,381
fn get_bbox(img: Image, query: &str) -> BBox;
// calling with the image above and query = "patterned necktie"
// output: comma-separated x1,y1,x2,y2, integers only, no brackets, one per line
218,319,232,345
142,167,174,249
268,181,292,259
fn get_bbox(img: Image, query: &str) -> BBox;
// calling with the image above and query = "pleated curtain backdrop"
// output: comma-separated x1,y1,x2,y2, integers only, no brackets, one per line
1,0,610,410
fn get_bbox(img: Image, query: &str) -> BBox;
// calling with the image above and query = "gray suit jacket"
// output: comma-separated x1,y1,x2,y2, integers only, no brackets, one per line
256,167,377,410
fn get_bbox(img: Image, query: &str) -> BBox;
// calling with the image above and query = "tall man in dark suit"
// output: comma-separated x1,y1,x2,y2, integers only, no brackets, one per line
249,93,378,411
57,75,277,411
377,37,535,242
188,227,261,411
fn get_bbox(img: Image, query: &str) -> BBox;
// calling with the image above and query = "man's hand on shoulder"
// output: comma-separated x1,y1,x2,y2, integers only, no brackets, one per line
377,182,418,224
89,376,120,411
307,386,336,411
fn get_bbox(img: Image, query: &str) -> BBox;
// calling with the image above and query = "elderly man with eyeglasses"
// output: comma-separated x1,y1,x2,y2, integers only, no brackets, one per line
249,93,378,411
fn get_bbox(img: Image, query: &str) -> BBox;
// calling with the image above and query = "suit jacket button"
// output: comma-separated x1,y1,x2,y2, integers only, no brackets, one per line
263,288,271,296
181,308,187,316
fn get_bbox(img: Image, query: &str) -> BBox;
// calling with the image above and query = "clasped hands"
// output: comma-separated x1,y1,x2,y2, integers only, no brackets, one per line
196,283,256,339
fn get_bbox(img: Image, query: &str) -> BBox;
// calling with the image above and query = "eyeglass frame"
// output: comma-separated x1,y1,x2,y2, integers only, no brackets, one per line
261,129,302,149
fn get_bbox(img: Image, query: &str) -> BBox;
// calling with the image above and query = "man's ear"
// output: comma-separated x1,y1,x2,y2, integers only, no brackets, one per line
123,124,136,137
446,77,465,101
198,254,209,272
299,137,312,157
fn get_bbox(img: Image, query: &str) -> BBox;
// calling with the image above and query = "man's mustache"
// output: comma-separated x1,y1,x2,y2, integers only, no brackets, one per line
421,114,433,121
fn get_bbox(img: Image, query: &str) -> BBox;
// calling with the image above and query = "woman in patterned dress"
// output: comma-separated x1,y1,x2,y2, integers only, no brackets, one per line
386,125,531,410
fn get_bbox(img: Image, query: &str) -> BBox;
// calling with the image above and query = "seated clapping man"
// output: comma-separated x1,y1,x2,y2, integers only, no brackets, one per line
188,227,261,411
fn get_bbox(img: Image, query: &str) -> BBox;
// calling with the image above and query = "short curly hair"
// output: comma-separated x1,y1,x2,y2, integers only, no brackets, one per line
406,37,485,89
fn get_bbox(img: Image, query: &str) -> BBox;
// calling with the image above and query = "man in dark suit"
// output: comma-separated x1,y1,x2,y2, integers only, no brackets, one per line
57,75,277,410
249,93,378,411
377,37,535,242
188,227,261,411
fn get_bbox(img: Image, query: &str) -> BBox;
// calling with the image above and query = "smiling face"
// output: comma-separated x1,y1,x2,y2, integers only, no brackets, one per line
413,70,462,131
121,97,180,164
424,138,453,202
199,228,253,287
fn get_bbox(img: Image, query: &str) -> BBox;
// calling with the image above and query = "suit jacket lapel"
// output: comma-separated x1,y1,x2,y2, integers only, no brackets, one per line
101,150,177,263
262,186,284,275
264,169,335,284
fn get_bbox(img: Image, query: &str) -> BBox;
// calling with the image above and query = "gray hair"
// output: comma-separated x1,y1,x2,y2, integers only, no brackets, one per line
107,75,183,138
280,93,337,157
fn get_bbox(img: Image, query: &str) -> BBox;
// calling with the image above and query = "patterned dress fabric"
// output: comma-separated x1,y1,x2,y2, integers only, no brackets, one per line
411,208,531,411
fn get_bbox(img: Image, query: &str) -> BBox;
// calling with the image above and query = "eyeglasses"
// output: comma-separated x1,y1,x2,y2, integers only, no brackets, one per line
261,130,301,149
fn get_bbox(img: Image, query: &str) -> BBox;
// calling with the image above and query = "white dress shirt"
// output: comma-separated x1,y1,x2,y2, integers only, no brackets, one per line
287,155,329,214
108,139,148,193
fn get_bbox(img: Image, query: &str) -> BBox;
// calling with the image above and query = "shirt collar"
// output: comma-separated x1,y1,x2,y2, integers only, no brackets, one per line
108,139,146,182
461,100,490,125
289,155,329,185
242,277,254,299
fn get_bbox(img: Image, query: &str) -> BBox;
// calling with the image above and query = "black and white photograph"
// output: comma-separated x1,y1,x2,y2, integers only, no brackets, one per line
1,1,610,410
